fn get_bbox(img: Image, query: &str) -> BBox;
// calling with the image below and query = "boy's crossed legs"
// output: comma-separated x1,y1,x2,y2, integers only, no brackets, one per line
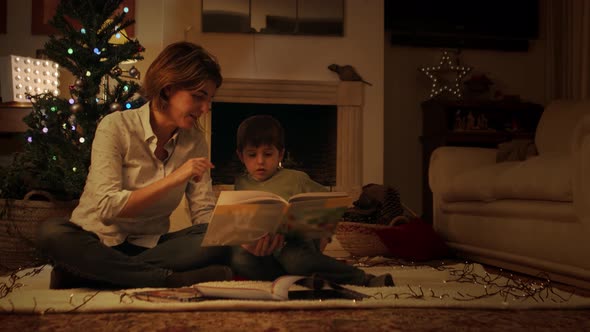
230,240,394,287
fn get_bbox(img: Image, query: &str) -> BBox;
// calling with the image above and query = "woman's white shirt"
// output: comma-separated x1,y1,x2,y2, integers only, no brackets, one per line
70,104,215,248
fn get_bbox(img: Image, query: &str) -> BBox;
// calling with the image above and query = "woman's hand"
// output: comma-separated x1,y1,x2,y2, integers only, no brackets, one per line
241,233,285,256
117,158,213,218
171,157,214,185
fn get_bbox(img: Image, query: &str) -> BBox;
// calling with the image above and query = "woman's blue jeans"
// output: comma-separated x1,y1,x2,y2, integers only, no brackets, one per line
35,218,230,288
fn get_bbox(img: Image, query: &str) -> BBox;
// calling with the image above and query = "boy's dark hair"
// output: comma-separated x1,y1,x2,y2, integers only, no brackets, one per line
236,115,285,152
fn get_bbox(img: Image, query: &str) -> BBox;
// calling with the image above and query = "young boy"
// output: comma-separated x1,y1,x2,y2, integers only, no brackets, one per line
230,115,394,287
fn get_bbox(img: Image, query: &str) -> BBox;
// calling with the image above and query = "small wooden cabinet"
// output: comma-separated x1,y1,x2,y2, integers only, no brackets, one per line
0,102,32,164
420,99,544,222
0,102,31,133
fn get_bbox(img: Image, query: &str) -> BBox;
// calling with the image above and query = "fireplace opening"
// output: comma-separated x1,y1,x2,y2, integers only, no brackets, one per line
210,102,337,187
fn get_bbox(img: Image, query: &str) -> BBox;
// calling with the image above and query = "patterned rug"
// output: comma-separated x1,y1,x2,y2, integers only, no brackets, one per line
3,308,590,331
2,257,590,314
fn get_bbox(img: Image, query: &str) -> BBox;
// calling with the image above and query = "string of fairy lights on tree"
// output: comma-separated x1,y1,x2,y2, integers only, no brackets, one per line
0,0,145,200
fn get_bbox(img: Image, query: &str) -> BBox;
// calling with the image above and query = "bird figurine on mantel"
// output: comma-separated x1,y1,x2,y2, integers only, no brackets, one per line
328,64,372,86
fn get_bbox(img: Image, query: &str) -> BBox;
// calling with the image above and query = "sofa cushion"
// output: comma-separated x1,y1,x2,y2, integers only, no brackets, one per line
442,156,572,203
535,100,590,156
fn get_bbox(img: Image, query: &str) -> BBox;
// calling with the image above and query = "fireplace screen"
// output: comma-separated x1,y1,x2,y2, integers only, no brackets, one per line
210,102,337,187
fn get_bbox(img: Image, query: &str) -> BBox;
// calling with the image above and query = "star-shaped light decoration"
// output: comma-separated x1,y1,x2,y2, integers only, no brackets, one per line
419,50,472,99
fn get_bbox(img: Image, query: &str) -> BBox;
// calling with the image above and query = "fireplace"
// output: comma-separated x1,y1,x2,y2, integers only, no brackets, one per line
201,78,365,195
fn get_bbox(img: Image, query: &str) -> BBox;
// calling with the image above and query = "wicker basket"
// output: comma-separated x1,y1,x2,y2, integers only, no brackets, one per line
335,214,412,257
0,190,78,271
335,221,392,257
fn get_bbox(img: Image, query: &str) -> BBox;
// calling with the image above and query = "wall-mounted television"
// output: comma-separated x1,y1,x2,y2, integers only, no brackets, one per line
385,0,539,52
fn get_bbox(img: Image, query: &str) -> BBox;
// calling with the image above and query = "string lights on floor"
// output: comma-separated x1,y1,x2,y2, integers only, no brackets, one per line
0,257,580,314
352,257,573,304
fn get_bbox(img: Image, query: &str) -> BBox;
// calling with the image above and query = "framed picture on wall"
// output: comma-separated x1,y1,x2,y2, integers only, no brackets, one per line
0,0,7,34
202,0,344,36
31,0,135,37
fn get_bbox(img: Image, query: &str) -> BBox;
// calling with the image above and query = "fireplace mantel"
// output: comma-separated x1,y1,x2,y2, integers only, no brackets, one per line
204,78,364,194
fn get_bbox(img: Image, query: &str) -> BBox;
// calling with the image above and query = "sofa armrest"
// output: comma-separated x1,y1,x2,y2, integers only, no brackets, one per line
429,146,497,194
572,114,590,226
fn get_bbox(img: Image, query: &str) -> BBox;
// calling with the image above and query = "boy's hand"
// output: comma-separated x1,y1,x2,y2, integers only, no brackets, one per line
241,233,285,256
172,157,214,184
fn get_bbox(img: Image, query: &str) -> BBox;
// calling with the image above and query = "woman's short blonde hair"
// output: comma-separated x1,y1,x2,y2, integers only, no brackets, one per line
141,42,222,112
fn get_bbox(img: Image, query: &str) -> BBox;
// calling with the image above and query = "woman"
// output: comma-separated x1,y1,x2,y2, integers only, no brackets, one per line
36,42,233,289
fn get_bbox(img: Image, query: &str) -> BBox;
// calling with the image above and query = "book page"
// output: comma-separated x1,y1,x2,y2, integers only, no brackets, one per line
283,196,352,240
287,191,349,203
201,203,286,246
217,190,288,205
131,277,306,302
196,275,308,301
132,275,369,302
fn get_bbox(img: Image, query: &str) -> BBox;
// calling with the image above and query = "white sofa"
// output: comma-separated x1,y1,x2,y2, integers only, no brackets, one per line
429,100,590,289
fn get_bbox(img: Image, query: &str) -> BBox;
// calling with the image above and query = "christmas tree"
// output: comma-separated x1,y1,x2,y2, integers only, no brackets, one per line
1,0,145,200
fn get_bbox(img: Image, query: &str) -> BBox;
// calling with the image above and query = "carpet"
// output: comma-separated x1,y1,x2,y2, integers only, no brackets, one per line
4,308,590,331
2,257,590,314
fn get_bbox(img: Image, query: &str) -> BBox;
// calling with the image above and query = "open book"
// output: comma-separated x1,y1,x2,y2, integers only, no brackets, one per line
201,191,352,246
132,275,369,302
